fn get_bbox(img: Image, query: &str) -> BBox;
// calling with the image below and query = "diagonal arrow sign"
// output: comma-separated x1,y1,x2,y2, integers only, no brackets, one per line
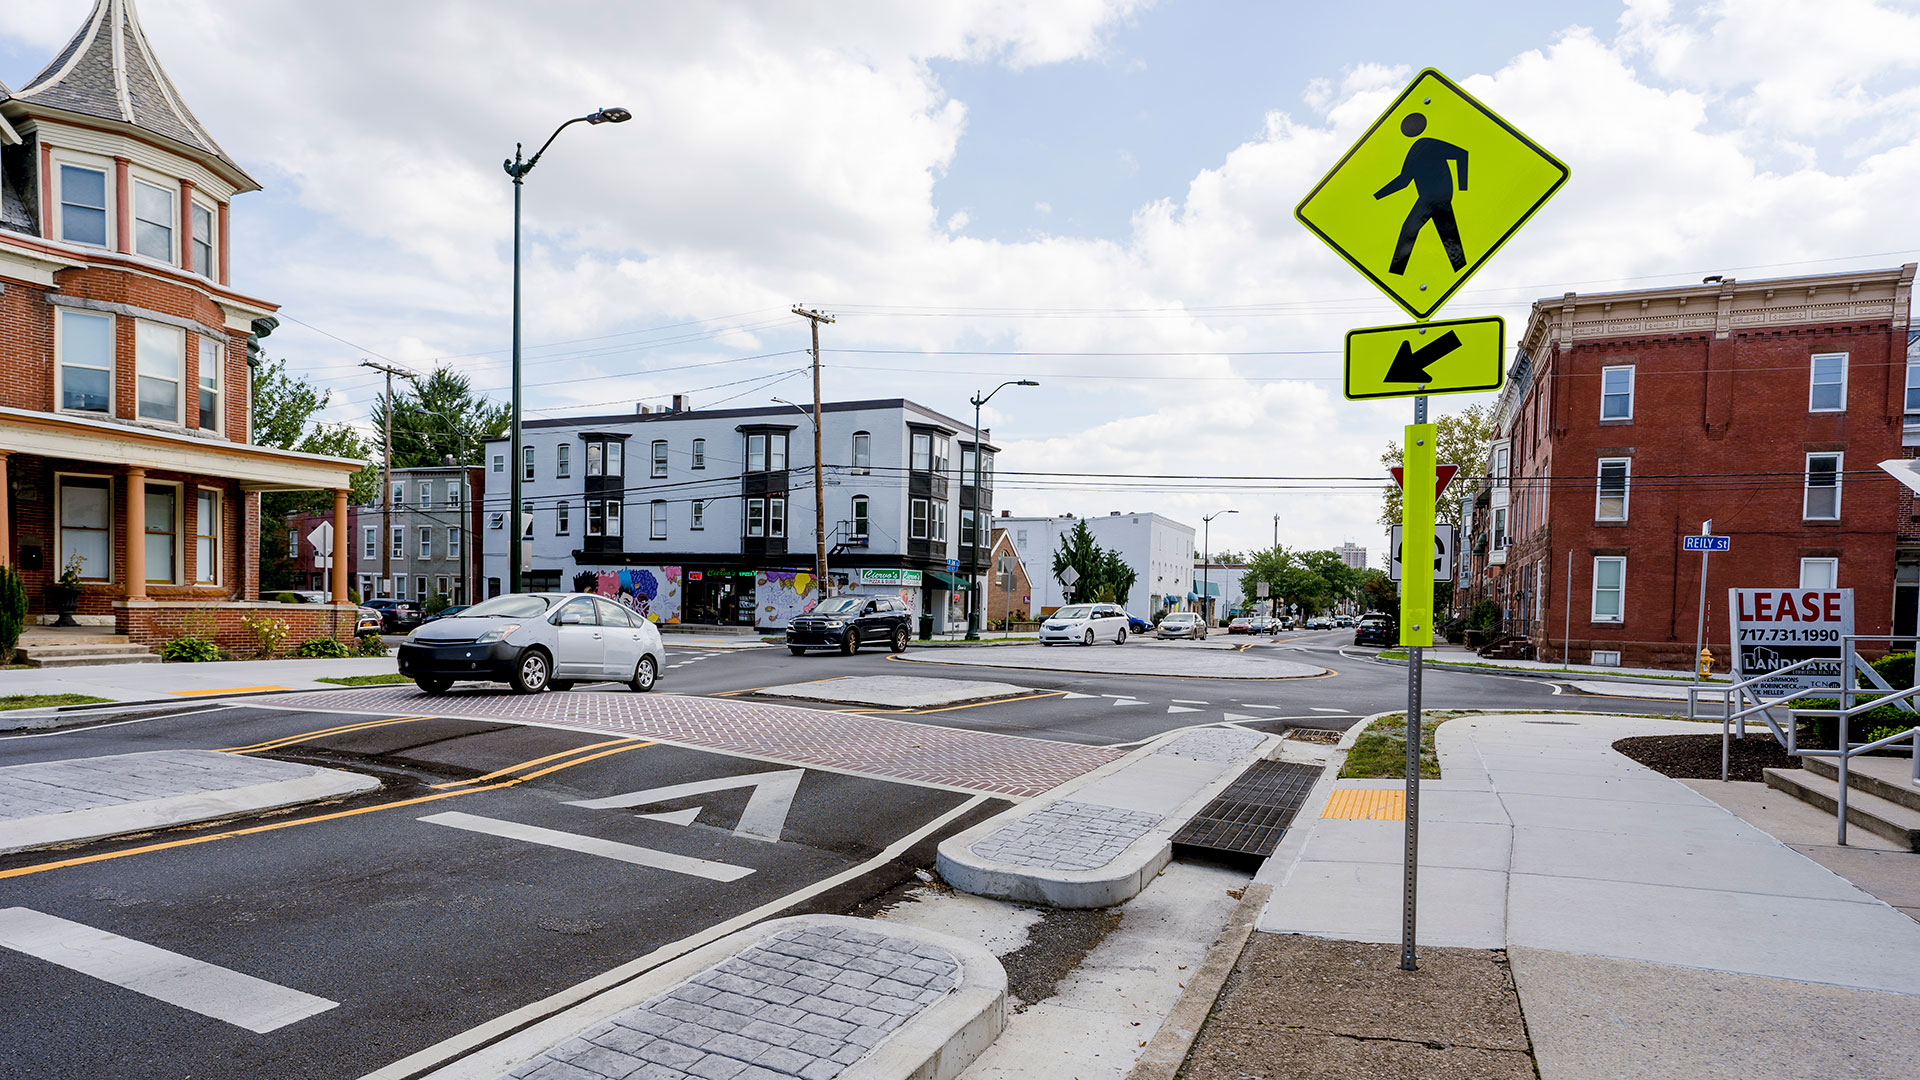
567,769,804,843
1384,330,1462,384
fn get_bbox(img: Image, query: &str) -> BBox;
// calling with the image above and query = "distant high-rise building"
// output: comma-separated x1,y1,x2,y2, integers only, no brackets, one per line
1339,542,1368,570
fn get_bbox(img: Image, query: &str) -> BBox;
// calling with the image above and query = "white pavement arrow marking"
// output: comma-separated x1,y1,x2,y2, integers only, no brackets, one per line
1171,699,1210,705
0,907,337,1033
1111,698,1148,707
1059,692,1098,700
1167,705,1200,714
420,812,752,881
567,769,804,843
1221,712,1260,723
637,807,703,826
1310,707,1347,713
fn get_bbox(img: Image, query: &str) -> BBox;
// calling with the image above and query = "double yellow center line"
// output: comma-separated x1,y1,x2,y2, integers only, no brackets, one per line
1,722,655,881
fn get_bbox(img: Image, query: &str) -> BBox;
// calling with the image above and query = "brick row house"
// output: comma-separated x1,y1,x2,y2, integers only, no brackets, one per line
1462,264,1917,669
0,0,361,648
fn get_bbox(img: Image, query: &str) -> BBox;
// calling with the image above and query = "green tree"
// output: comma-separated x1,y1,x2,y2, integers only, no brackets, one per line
1241,546,1366,617
1378,401,1497,528
1100,549,1137,607
1358,568,1396,613
368,365,509,468
1052,520,1106,604
252,356,379,593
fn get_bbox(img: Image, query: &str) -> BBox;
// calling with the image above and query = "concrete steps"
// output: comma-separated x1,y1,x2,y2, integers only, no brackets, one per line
1764,764,1920,851
16,634,158,668
1804,754,1920,814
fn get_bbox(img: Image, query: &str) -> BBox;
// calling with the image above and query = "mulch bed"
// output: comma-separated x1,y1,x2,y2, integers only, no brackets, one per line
1613,732,1798,783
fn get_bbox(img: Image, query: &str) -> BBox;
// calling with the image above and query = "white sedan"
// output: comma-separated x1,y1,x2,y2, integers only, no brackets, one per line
1039,603,1131,646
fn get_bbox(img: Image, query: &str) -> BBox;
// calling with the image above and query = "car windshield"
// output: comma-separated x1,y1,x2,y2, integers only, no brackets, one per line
1052,606,1092,620
813,597,865,615
459,594,555,618
1165,614,1194,623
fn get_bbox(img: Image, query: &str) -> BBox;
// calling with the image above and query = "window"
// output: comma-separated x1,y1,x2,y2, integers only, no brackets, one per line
1591,557,1625,623
1907,357,1920,419
1493,507,1507,550
489,512,504,530
979,450,994,484
1016,529,1027,547
191,201,215,277
288,527,298,552
136,321,183,423
59,164,108,246
747,434,766,472
587,442,603,476
446,482,461,509
556,443,570,478
1800,557,1838,589
910,498,929,540
651,501,668,540
1596,458,1629,521
691,500,705,530
1493,444,1510,487
606,441,623,476
768,497,786,539
1600,365,1633,420
391,481,405,507
523,446,535,481
492,453,504,474
961,508,977,546
962,447,977,480
587,501,604,536
197,337,220,431
911,433,931,472
447,528,459,557
437,576,450,599
389,574,405,599
651,440,668,478
524,514,535,538
852,432,871,474
1809,353,1847,412
746,497,767,537
58,310,114,414
392,528,405,558
605,500,621,537
364,526,377,558
1805,453,1842,520
556,502,570,535
692,438,706,469
417,527,432,559
770,433,787,471
415,577,427,603
58,476,112,581
133,180,174,263
145,485,178,584
851,496,869,539
418,483,432,510
932,435,950,472
932,502,947,542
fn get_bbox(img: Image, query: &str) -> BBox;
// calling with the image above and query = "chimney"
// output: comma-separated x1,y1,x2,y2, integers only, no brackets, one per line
1000,509,1010,517
672,394,688,413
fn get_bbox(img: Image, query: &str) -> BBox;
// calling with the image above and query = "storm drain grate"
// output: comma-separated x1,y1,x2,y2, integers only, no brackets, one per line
1171,759,1323,862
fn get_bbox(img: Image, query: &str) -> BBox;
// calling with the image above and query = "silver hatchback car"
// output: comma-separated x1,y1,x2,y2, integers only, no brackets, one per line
397,592,667,695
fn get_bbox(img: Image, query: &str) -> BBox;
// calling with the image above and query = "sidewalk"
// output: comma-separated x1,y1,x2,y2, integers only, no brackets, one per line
1176,712,1920,1079
1391,645,1728,684
0,655,402,712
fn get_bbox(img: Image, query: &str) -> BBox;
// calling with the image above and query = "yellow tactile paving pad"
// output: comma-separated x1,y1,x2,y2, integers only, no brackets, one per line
1322,788,1407,820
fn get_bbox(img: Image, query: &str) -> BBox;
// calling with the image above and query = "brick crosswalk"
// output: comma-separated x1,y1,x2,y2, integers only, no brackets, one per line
262,688,1120,798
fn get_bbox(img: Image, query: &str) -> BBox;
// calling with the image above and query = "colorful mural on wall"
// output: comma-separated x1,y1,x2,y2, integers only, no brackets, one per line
572,566,683,623
754,571,817,628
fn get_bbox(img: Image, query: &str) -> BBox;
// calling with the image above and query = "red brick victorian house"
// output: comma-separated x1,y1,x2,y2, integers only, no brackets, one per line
0,0,362,648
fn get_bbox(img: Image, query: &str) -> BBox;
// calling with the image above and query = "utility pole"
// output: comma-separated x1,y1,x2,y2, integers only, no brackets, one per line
793,306,834,595
361,360,417,597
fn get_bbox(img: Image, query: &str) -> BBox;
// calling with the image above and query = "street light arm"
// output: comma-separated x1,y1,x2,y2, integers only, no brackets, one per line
770,398,819,430
970,379,1039,410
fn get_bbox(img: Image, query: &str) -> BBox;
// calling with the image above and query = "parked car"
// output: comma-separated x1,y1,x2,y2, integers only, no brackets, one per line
786,595,913,655
398,592,665,694
1039,603,1131,646
356,607,385,635
1335,615,1357,628
1127,614,1151,635
1227,617,1258,635
1157,611,1207,639
364,598,422,633
1305,616,1334,630
422,604,470,624
1354,613,1397,647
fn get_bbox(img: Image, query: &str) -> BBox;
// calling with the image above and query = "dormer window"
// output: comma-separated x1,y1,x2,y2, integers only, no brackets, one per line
133,180,175,263
59,165,108,247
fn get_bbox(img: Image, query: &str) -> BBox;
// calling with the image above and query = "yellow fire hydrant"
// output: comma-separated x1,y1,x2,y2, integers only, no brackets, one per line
1698,648,1714,678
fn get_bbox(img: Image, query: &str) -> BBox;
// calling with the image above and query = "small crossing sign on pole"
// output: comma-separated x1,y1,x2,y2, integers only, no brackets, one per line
1294,68,1570,320
1347,317,1504,400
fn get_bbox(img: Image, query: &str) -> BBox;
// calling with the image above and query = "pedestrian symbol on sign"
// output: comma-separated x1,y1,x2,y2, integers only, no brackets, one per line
1375,112,1469,275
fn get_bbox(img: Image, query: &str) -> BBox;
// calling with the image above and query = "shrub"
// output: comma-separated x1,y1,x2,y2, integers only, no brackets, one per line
1795,696,1919,751
241,613,291,658
290,637,354,659
355,633,390,657
0,564,26,664
348,588,362,605
161,636,223,663
423,592,450,617
182,605,219,641
1866,651,1916,691
1468,599,1500,634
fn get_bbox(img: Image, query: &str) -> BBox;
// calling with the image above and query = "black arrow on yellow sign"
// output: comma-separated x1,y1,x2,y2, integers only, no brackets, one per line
1384,329,1462,384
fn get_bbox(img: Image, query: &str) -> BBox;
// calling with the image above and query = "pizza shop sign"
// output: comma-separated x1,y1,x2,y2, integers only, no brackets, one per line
1729,588,1852,697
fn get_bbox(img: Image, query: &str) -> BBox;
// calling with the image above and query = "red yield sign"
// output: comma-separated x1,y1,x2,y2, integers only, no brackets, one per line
1390,463,1459,501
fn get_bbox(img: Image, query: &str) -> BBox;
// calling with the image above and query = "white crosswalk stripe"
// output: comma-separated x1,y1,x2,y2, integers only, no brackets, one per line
419,811,754,881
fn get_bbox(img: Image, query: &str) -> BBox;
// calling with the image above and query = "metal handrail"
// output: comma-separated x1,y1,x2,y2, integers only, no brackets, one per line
1694,656,1830,780
1788,635,1918,845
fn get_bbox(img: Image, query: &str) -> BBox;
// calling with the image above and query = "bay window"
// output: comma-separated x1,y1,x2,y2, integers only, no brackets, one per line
59,310,114,414
746,498,767,538
133,180,175,263
197,337,220,431
606,441,623,476
605,500,622,537
191,201,215,277
587,442,603,476
59,164,109,247
136,321,184,423
768,497,786,539
910,498,929,540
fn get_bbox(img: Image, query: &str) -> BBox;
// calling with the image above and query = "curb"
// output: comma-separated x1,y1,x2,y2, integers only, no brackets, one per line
416,915,1006,1080
0,682,386,734
1367,652,1725,688
936,728,1282,909
1123,882,1272,1080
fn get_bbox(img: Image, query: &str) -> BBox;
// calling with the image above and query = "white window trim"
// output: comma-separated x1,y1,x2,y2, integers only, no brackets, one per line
587,501,604,537
768,496,786,539
1595,457,1630,522
910,498,929,540
650,500,668,540
690,500,705,530
135,319,185,426
605,499,621,538
489,512,504,530
747,434,767,473
1799,557,1838,589
1600,364,1635,421
556,501,571,535
55,472,115,583
1591,556,1626,624
143,480,183,585
446,480,461,508
851,495,869,539
447,527,460,557
692,439,706,470
363,526,378,559
1809,352,1849,413
391,527,405,558
190,196,218,279
651,440,668,479
746,497,766,538
56,308,116,418
51,151,113,249
418,526,432,559
606,441,623,476
851,432,871,475
197,336,221,433
556,443,571,478
522,446,536,481
194,487,222,586
1804,452,1843,520
130,173,178,266
492,453,505,474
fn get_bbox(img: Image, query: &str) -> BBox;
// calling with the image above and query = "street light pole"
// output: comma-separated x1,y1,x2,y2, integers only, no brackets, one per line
503,106,630,593
790,308,834,596
1202,509,1237,626
967,380,1038,640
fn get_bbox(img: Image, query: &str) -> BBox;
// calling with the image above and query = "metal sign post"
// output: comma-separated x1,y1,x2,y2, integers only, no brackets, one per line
1399,399,1436,971
1687,520,1721,718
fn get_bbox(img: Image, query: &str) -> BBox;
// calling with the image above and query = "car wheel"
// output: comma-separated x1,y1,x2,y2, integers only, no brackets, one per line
630,655,657,693
1082,629,1094,646
548,680,574,693
890,627,908,652
415,677,451,696
511,648,550,694
1116,627,1127,645
843,630,859,655
789,645,807,656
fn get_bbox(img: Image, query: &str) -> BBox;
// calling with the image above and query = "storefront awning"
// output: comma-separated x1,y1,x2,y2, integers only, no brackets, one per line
925,569,973,592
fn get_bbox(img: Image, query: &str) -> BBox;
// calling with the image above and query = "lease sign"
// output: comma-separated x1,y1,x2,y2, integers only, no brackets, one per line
1728,588,1852,698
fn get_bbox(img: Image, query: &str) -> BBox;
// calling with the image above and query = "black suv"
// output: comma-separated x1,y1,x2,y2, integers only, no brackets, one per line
786,595,913,655
1353,612,1397,647
363,598,421,634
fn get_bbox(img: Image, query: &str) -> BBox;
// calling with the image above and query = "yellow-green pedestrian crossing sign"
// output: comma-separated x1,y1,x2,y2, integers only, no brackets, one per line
1295,68,1568,321
1345,315,1504,400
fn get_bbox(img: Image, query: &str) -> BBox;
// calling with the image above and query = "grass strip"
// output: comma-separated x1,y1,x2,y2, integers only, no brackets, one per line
316,673,412,686
0,693,113,711
1337,711,1472,780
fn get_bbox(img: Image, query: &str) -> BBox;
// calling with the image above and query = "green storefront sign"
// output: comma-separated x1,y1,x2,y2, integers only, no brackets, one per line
857,569,923,587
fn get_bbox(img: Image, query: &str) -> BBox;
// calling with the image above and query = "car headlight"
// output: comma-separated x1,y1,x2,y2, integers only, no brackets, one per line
475,623,520,644
824,619,844,628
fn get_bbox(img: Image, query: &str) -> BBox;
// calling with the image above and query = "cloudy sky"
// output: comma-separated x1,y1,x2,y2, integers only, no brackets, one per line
5,0,1919,562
